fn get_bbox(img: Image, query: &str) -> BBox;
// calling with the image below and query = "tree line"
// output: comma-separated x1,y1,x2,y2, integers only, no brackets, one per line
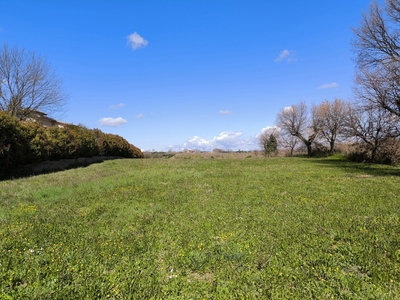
260,0,400,164
260,98,400,163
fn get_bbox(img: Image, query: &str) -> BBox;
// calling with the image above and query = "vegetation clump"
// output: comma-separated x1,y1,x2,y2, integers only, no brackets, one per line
0,111,143,178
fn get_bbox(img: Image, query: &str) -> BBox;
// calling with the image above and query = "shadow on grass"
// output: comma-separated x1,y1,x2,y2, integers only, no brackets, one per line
1,156,121,181
311,157,400,177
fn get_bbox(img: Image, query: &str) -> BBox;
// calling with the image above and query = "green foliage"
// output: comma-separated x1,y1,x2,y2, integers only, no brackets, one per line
0,112,28,175
93,129,143,158
21,122,49,162
44,126,75,160
0,116,143,177
266,134,278,156
66,124,100,158
0,157,399,298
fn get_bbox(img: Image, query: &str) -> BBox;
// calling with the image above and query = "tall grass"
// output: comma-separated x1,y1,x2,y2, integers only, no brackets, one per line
1,157,399,299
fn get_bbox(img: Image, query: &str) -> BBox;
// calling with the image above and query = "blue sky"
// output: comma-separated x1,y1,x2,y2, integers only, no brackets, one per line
1,0,373,151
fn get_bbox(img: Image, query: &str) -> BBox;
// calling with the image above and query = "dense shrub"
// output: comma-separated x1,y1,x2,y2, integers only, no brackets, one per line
376,138,400,164
0,114,143,176
347,138,400,165
334,142,357,156
44,126,76,160
310,142,330,157
21,121,49,162
0,112,28,175
66,124,100,158
93,129,143,158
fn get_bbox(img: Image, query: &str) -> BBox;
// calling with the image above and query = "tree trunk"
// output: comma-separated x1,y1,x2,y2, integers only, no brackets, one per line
306,142,312,156
329,140,335,153
371,147,377,162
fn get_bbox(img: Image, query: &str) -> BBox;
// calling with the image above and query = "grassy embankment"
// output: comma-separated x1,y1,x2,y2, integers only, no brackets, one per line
1,156,400,299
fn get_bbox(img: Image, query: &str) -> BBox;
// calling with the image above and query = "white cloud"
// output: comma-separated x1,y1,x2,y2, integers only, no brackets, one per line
283,106,293,112
127,32,148,50
177,125,285,152
317,82,339,89
109,103,124,110
98,117,127,127
219,110,233,115
275,49,295,62
253,126,281,141
258,125,281,136
135,113,144,119
184,131,255,151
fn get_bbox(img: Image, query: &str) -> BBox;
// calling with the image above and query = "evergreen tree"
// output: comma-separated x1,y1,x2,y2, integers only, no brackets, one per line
266,134,278,156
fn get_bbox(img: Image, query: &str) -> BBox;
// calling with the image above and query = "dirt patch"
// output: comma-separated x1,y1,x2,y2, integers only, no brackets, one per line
355,174,373,178
187,272,213,282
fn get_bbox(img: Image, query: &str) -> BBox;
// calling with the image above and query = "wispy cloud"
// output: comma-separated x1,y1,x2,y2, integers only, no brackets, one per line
275,49,296,63
108,103,124,110
127,32,148,50
135,113,144,119
317,82,339,89
98,117,127,127
219,110,233,115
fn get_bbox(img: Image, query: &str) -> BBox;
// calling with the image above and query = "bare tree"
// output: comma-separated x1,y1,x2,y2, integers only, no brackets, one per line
252,149,260,157
278,131,299,156
344,102,400,161
0,43,67,120
352,0,400,118
313,99,349,153
354,63,400,118
353,0,400,68
277,102,319,156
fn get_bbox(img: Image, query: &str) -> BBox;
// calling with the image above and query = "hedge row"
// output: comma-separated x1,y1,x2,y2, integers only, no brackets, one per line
0,111,143,176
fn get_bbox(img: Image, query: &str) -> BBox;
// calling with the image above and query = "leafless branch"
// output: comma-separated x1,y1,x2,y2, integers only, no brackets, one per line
0,43,67,120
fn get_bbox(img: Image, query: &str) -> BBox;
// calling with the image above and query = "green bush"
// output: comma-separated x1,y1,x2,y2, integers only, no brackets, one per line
0,113,143,177
66,124,100,158
93,129,143,158
44,126,76,160
21,121,49,162
0,112,29,175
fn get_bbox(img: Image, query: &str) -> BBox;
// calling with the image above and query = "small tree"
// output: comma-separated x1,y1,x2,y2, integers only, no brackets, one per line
252,149,260,157
0,43,67,120
259,127,279,157
267,134,278,156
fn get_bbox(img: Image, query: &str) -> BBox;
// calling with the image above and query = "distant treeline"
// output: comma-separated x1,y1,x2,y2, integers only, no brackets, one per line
0,111,143,177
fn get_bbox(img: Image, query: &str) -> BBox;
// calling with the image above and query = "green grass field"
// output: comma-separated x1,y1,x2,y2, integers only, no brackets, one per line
1,157,400,299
